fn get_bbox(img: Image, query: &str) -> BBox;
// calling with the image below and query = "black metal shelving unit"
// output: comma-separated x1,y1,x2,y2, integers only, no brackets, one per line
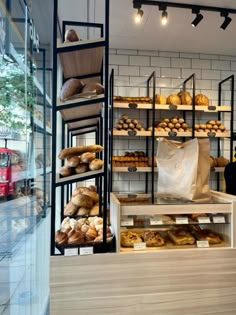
110,71,234,200
51,0,110,255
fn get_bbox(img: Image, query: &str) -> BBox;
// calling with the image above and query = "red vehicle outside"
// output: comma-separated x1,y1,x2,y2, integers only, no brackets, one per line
0,148,25,197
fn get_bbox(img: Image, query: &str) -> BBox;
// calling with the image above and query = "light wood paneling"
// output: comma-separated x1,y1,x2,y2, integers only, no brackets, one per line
50,249,236,315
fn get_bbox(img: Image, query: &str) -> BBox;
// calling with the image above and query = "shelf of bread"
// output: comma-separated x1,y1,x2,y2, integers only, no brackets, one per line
56,168,104,186
57,38,105,79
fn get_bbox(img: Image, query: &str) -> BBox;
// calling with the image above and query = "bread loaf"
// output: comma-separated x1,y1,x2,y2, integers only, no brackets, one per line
64,29,79,42
195,94,209,106
75,163,88,174
80,152,95,163
71,193,94,208
60,166,73,177
89,159,104,171
167,94,181,105
64,202,78,216
60,78,84,101
178,91,192,105
58,144,103,160
155,94,167,105
66,156,80,167
81,83,104,95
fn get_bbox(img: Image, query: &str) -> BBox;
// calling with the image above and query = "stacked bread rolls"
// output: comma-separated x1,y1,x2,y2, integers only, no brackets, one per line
115,114,145,131
149,116,191,133
55,216,113,245
194,120,227,133
59,145,104,177
64,185,100,216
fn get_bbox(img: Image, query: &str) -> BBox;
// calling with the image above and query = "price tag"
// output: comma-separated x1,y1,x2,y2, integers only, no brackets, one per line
169,104,177,110
121,218,134,226
129,102,138,109
197,241,209,248
213,216,225,224
207,131,216,138
64,248,78,256
168,131,177,137
79,247,94,256
134,242,146,251
150,218,163,225
128,130,137,136
128,166,137,172
175,217,189,224
207,105,216,111
197,216,211,224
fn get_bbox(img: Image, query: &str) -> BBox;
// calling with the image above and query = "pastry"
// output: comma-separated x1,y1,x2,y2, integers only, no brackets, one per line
55,230,68,245
142,230,165,247
58,145,104,160
195,94,209,106
60,78,84,101
168,228,195,245
67,230,84,245
120,231,143,247
191,226,222,244
64,202,78,216
167,94,181,105
76,207,90,216
89,159,104,171
66,156,80,167
89,203,99,215
85,228,98,241
60,217,71,232
80,152,96,163
75,163,89,174
64,29,80,42
72,187,99,203
71,193,94,208
81,223,90,233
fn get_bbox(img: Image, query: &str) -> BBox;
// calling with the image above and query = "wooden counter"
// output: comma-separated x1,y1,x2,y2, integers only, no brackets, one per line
50,248,236,315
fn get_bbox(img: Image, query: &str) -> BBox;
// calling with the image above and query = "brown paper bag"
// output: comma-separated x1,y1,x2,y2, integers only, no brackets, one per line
156,138,211,202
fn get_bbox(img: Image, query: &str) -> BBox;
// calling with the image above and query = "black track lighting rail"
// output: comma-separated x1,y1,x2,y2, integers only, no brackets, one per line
134,0,236,14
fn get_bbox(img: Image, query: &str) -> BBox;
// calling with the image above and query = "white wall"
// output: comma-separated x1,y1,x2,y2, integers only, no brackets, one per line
110,48,236,193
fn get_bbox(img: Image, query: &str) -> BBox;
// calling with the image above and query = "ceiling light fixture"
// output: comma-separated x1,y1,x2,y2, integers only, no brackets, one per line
161,10,168,25
220,11,232,30
134,8,144,24
191,10,203,27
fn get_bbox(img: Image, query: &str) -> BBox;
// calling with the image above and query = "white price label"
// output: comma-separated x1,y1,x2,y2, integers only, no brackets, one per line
134,242,146,251
79,247,94,256
121,218,134,226
213,216,225,224
64,248,78,256
175,217,189,224
150,218,163,225
197,241,209,248
197,217,211,224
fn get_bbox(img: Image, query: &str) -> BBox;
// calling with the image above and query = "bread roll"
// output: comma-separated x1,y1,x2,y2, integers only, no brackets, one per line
72,187,99,203
55,230,68,245
64,202,78,216
71,193,94,208
75,163,88,174
85,228,97,241
81,83,104,95
64,29,79,42
66,156,80,167
77,207,90,216
58,145,103,160
171,118,178,124
60,166,73,177
178,118,185,124
89,159,104,171
80,152,96,163
60,78,84,101
68,230,84,245
90,203,99,216
207,120,216,125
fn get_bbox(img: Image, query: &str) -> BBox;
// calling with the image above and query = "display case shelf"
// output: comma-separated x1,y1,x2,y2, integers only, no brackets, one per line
57,38,105,79
55,168,105,186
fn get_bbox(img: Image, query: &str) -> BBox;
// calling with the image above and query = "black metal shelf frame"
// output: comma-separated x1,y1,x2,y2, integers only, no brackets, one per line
51,0,110,255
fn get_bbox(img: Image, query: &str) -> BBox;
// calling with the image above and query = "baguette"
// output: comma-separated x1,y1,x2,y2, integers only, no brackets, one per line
58,145,103,160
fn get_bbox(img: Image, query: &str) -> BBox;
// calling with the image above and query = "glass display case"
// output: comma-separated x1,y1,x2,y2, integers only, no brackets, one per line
110,191,236,253
0,0,52,314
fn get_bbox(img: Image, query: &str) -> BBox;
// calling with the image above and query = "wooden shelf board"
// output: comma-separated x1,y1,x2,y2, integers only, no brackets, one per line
68,118,99,131
113,102,152,109
195,131,230,138
113,129,151,137
155,104,231,112
57,39,105,79
57,101,102,122
113,167,157,173
56,168,104,186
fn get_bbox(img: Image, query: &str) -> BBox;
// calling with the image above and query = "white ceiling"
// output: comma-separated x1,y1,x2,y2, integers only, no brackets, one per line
57,0,236,55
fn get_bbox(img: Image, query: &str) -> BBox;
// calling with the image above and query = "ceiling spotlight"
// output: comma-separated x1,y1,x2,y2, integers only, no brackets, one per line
134,8,144,24
220,12,232,30
161,10,168,25
191,10,203,27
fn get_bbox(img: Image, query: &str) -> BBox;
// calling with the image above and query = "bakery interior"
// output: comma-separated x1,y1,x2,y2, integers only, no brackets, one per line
2,0,236,314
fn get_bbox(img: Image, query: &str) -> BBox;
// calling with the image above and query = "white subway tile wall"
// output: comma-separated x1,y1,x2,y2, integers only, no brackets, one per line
108,48,236,193
80,48,236,194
